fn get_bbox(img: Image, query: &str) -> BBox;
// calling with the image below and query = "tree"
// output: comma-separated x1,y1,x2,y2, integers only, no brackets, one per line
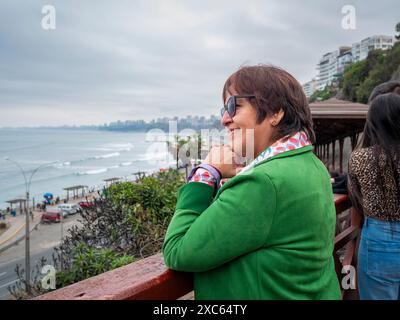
9,170,185,299
342,60,369,101
309,84,336,102
351,44,400,102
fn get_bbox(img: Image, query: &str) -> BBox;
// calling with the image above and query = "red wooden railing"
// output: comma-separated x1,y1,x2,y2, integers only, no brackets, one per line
35,194,357,300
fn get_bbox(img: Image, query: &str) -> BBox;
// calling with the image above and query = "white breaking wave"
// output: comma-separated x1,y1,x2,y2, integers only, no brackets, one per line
91,143,134,152
77,168,109,175
76,160,132,175
54,161,71,168
139,151,171,162
94,152,120,159
54,152,122,167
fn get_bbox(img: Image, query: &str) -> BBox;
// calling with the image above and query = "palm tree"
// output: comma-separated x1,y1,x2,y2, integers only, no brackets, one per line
166,135,190,169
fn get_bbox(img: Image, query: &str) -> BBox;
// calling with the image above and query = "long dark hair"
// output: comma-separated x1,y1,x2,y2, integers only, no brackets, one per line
368,81,400,103
352,93,400,214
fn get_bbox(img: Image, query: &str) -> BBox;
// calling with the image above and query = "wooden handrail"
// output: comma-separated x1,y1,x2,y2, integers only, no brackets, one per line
34,253,193,300
334,194,352,215
35,194,356,300
332,194,360,299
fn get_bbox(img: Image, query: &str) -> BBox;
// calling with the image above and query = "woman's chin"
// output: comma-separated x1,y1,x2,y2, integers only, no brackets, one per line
233,145,247,159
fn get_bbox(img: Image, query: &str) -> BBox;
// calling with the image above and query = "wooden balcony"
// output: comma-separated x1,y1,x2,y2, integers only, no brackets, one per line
34,193,358,300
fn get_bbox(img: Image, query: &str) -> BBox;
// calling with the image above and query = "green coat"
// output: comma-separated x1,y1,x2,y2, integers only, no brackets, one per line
163,145,341,299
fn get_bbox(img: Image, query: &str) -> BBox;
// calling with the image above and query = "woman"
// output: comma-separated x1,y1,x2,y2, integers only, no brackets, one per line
163,65,341,299
368,80,400,103
348,93,400,300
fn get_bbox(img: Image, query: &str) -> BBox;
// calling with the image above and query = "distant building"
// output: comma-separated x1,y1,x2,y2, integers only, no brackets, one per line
303,78,318,98
316,51,338,91
352,35,395,62
316,46,350,90
308,35,396,93
337,48,353,76
351,42,361,62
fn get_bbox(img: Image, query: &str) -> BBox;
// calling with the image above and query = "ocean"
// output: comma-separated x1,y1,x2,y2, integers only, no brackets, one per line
0,128,175,209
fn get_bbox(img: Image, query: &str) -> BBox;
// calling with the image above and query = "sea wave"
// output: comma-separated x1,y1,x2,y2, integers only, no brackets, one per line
75,160,135,175
89,143,134,152
53,152,122,167
54,161,71,168
93,152,120,159
138,151,172,162
77,168,109,175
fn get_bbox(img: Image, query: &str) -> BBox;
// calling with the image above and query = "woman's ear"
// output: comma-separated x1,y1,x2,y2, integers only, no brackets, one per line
270,109,285,126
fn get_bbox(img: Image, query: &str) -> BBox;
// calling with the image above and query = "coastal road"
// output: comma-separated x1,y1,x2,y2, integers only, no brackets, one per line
0,213,82,300
0,248,53,300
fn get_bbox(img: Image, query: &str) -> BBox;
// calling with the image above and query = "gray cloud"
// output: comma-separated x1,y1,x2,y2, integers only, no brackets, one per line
0,0,398,126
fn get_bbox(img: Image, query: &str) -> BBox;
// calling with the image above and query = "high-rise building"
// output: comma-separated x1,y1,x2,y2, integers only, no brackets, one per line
352,35,395,62
316,51,338,91
308,35,396,92
316,47,350,90
303,78,318,98
337,49,352,75
351,42,361,62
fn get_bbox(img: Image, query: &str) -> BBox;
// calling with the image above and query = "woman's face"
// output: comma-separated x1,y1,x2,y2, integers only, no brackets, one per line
221,88,275,161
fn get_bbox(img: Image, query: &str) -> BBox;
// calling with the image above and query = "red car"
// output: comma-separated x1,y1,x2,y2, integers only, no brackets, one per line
41,210,61,223
78,201,96,208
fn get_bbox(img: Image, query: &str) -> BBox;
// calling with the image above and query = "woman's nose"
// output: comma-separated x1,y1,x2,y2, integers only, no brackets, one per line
221,111,233,127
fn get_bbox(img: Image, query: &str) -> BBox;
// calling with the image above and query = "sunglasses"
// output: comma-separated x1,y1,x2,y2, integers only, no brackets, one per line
220,95,256,118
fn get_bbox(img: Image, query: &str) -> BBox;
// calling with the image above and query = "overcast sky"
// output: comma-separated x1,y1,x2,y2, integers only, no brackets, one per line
0,0,398,127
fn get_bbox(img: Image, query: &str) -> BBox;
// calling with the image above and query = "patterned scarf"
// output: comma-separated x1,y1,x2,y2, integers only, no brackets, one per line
218,131,311,186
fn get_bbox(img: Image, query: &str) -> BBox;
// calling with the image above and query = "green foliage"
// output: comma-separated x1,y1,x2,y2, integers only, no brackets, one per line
10,168,185,299
386,42,400,76
342,43,400,102
56,243,134,288
309,85,336,102
356,63,388,103
108,169,183,216
167,134,204,168
342,60,369,101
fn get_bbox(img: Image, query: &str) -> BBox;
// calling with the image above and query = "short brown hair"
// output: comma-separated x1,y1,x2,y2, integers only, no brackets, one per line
222,64,315,143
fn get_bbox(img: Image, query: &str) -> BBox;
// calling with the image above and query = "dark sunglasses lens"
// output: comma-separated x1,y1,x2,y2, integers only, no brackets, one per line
227,97,236,117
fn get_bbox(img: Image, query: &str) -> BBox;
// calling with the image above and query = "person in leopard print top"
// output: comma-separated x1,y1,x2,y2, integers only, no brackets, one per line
348,92,400,300
348,147,400,221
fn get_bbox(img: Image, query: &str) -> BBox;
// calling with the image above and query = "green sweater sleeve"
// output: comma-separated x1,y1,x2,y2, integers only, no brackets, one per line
162,172,277,272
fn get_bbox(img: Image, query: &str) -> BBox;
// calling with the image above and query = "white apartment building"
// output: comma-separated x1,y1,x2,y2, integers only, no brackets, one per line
351,42,361,62
337,49,352,75
302,78,318,98
316,51,338,90
316,47,351,90
311,35,396,91
352,35,395,62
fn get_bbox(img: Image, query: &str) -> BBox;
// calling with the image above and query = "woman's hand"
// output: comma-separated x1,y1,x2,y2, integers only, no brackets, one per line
203,145,245,178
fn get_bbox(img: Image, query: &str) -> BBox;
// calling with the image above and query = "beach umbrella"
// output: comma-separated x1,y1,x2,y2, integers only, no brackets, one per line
43,192,53,199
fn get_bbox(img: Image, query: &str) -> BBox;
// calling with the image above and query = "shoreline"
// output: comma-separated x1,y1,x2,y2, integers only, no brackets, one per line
0,164,191,213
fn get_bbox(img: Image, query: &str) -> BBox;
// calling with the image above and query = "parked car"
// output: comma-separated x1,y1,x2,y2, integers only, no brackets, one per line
57,203,81,215
41,210,61,223
78,201,96,208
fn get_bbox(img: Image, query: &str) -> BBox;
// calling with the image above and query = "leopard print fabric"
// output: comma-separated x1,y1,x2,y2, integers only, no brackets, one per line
348,147,400,221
